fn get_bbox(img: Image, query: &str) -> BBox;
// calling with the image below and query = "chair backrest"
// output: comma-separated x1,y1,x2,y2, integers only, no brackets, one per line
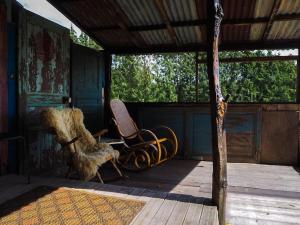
41,107,96,153
110,99,139,139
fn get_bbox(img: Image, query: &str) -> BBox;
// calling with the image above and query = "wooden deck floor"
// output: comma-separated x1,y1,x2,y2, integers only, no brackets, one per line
1,160,300,225
0,173,218,225
107,160,300,225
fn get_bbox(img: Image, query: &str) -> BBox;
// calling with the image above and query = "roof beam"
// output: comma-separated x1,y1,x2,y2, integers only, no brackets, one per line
102,0,146,47
198,55,297,64
109,39,300,54
154,0,180,45
195,0,205,42
262,0,282,40
47,0,108,49
87,13,300,33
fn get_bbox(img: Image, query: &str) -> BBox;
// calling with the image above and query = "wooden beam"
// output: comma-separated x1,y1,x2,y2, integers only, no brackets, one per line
103,0,146,48
195,52,199,102
109,39,300,54
207,1,227,225
154,0,180,45
296,48,300,103
87,14,300,33
104,51,112,128
195,0,205,42
198,55,297,64
262,0,282,40
47,0,108,49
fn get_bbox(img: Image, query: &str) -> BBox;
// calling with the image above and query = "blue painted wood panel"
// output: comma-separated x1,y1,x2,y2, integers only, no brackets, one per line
132,105,261,162
186,112,212,156
137,108,185,156
18,9,70,173
71,44,104,133
7,23,18,172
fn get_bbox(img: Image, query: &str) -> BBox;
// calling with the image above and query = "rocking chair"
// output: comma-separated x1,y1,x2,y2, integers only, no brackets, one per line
41,107,123,183
110,99,178,171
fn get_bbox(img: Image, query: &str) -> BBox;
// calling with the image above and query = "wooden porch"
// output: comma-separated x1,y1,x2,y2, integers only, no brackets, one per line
1,160,300,225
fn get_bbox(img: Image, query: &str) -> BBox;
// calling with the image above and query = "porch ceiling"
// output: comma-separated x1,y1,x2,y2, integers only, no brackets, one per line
47,0,300,53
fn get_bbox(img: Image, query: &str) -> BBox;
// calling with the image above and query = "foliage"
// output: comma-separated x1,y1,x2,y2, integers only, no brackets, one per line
69,27,296,103
70,26,101,50
111,51,296,103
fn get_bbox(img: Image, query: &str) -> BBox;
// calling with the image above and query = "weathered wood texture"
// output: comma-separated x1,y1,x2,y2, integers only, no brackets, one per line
0,2,8,174
261,111,298,165
128,103,299,165
206,1,227,221
297,48,300,103
71,43,105,133
18,9,70,173
0,174,219,225
1,161,299,224
109,160,300,225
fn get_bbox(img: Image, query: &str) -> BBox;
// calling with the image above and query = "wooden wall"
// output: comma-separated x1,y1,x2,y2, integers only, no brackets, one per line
18,9,70,173
71,44,105,134
0,2,8,174
126,103,299,166
261,104,299,165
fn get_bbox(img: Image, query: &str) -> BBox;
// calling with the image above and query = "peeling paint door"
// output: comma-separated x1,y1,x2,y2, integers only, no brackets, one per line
18,9,70,172
71,44,104,133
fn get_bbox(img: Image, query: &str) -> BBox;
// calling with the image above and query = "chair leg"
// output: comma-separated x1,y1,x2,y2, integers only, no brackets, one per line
111,159,124,178
96,171,104,184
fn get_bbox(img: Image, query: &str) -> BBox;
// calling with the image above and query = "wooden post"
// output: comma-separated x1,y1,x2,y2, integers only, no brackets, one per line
297,48,300,166
195,52,199,102
0,1,8,174
104,51,112,128
206,1,228,225
297,48,300,103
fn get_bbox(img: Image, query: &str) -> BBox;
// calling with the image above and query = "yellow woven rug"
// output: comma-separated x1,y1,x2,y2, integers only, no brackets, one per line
0,186,145,225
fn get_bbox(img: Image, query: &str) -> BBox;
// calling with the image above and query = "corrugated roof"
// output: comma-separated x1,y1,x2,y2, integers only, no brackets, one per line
48,0,300,53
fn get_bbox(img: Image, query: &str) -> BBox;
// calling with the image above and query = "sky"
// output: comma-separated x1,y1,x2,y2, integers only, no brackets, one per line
16,0,81,35
15,0,298,56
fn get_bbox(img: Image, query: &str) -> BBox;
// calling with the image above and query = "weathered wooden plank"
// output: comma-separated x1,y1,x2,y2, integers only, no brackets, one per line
148,196,177,225
130,200,163,225
166,198,190,225
206,0,227,224
199,204,219,225
183,199,204,225
261,111,298,165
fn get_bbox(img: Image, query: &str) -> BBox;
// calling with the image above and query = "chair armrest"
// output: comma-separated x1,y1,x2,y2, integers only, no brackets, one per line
93,129,108,138
61,136,81,148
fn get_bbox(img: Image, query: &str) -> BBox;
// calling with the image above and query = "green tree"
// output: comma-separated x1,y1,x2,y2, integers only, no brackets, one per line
70,25,101,50
110,50,297,103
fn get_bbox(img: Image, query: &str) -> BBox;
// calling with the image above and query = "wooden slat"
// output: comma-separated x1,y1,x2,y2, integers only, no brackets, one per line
262,0,282,40
182,198,205,225
148,195,178,225
154,0,180,45
166,196,191,225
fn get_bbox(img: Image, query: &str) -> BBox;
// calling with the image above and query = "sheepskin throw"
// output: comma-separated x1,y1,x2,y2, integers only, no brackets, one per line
41,107,119,181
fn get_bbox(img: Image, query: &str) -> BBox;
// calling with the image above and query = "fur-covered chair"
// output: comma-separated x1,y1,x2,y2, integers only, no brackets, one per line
41,107,122,182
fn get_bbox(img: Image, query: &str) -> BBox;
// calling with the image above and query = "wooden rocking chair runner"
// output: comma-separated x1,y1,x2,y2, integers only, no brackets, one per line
110,99,178,170
41,107,123,183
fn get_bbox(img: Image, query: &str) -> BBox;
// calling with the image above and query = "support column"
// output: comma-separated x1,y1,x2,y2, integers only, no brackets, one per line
297,48,300,166
104,51,112,128
297,48,300,103
195,52,199,102
206,1,228,225
0,1,8,174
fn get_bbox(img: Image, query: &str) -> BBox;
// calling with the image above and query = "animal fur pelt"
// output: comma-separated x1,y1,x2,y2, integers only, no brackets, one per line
41,107,119,181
